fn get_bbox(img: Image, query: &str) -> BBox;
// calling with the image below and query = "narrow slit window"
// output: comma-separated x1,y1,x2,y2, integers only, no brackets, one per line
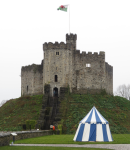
27,86,28,92
55,75,58,82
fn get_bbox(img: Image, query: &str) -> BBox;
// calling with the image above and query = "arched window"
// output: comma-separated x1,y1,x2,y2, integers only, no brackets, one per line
55,75,58,82
27,86,28,92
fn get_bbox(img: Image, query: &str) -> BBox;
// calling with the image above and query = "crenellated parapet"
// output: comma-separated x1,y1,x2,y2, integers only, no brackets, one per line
43,42,67,50
21,63,43,73
66,33,77,41
75,50,105,59
80,51,105,56
89,51,105,60
43,41,76,51
66,33,77,49
43,33,77,51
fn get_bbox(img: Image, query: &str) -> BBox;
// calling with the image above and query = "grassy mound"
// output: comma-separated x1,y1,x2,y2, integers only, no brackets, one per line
60,94,130,134
0,95,43,131
0,93,130,134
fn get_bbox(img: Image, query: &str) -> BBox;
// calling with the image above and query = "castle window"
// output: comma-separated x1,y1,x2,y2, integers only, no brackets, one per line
56,67,57,70
56,52,59,55
86,64,91,67
27,86,28,93
55,75,58,82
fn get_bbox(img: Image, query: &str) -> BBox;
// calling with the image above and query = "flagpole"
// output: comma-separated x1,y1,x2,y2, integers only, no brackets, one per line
69,4,70,35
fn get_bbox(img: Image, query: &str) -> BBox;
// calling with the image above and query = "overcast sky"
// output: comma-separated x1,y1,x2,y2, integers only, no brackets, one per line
0,0,130,104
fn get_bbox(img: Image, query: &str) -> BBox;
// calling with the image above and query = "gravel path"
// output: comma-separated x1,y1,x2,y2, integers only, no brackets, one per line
10,144,130,150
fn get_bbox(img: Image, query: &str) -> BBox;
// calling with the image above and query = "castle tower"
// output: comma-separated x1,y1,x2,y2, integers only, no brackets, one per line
66,33,77,50
43,34,76,96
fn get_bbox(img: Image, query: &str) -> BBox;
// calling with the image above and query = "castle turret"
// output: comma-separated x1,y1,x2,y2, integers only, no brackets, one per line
66,33,77,50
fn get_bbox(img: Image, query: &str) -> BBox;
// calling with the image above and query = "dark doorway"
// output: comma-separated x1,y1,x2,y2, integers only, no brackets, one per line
53,87,58,97
23,124,26,130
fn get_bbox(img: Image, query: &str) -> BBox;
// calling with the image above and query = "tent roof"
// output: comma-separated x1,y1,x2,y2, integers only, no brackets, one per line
80,106,108,124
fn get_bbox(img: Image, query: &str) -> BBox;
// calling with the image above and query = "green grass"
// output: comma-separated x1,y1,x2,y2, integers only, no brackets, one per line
0,95,43,131
14,134,130,144
1,92,130,134
60,94,130,134
0,147,111,150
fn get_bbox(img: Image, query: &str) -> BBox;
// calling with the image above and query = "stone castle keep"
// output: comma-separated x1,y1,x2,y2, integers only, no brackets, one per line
21,33,113,96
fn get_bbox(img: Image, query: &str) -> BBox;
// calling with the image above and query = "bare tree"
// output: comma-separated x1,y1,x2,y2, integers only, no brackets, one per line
127,85,130,100
0,100,8,107
114,84,130,100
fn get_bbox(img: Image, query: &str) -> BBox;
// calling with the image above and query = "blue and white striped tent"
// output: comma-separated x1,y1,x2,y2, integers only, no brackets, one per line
73,106,113,142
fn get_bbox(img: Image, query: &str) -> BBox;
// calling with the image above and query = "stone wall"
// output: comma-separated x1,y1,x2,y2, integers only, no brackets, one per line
72,88,103,94
43,41,74,96
0,130,53,146
43,34,113,96
71,51,107,93
60,87,68,100
21,61,43,96
105,62,113,94
21,33,113,96
0,134,10,146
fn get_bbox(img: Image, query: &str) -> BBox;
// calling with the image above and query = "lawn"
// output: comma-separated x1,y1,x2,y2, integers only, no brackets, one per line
14,134,130,144
0,147,111,150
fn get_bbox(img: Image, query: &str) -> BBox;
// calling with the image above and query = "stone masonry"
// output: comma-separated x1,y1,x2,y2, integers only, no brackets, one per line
21,33,113,96
0,130,53,146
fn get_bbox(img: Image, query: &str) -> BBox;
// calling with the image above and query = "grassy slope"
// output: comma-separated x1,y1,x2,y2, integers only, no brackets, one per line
0,95,43,131
0,93,130,134
60,93,130,134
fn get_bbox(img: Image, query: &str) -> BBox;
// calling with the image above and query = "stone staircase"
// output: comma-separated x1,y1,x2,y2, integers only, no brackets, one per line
36,85,68,130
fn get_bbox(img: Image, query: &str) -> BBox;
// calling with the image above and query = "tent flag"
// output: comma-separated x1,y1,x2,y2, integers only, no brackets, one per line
57,5,68,12
73,106,113,142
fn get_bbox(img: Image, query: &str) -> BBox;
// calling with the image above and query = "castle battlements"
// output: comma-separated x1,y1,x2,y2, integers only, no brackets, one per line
21,33,113,97
43,33,77,51
66,33,77,41
74,50,105,59
21,62,43,73
43,42,76,51
75,51,105,55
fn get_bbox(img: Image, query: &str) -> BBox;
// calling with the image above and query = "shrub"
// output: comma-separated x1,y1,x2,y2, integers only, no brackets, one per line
100,89,107,95
58,124,62,134
26,120,36,130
